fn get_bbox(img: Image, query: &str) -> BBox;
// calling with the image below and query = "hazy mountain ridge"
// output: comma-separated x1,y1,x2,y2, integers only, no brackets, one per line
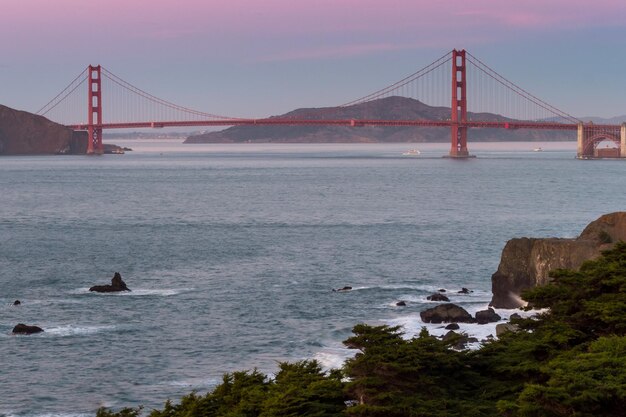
185,96,574,144
578,115,626,124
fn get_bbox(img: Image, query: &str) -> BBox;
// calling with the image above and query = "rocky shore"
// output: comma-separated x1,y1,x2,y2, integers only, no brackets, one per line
328,215,626,349
490,212,626,308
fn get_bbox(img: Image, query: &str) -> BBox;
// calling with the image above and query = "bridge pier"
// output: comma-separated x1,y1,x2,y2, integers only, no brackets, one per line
621,123,626,158
577,122,624,159
577,122,584,158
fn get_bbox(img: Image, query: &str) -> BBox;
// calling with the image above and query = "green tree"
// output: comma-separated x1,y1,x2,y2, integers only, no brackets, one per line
515,336,626,417
343,326,491,417
260,361,345,417
148,369,269,417
96,243,626,417
522,242,626,338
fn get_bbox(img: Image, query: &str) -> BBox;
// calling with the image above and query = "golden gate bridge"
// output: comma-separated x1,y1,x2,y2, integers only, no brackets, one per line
36,49,626,159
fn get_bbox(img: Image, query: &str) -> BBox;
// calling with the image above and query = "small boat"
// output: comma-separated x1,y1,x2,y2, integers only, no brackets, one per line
533,147,543,152
402,149,421,156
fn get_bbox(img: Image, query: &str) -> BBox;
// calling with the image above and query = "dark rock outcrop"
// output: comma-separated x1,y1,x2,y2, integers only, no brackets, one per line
396,301,406,306
445,323,460,330
13,300,21,306
103,143,126,154
475,308,501,324
458,287,473,294
12,324,44,334
0,104,87,155
420,303,475,324
89,272,131,293
495,323,519,337
427,293,450,302
490,212,626,308
332,286,352,292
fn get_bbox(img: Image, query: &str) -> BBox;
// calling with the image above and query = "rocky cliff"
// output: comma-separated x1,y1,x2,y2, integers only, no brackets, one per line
0,104,87,154
490,212,626,308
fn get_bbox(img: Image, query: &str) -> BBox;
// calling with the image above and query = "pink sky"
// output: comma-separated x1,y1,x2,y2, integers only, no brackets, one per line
4,1,625,57
2,0,626,117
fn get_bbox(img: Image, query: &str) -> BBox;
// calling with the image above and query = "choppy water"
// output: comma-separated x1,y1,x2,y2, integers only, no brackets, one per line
1,141,625,416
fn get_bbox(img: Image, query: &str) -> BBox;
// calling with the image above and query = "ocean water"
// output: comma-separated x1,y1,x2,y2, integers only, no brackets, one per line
1,141,625,416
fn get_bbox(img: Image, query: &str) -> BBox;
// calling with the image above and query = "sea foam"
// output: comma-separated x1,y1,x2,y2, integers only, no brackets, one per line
44,324,117,337
72,287,192,296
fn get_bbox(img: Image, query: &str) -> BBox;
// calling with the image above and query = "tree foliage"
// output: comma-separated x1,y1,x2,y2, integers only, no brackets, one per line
98,243,626,417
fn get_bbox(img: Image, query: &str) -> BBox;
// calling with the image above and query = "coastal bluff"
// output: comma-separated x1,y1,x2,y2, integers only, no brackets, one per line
490,212,626,308
0,104,86,154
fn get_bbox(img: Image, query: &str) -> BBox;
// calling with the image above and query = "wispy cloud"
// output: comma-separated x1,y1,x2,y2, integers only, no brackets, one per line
454,1,626,30
257,36,493,63
260,43,411,62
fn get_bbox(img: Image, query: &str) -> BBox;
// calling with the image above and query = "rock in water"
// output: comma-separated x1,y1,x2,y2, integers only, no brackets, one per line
420,303,475,324
427,293,450,302
475,308,501,324
332,286,352,292
12,324,44,334
496,323,519,337
490,212,626,308
13,300,21,306
89,272,131,293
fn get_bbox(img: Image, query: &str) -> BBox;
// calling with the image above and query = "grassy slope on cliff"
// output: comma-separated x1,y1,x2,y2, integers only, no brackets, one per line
99,243,626,417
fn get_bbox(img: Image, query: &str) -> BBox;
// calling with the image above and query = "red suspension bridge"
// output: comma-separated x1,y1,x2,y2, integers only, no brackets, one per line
37,49,626,159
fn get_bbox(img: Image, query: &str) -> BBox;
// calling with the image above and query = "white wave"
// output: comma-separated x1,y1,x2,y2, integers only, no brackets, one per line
384,304,543,348
380,289,493,310
313,346,355,370
44,324,117,337
335,284,491,300
164,377,221,389
120,288,191,296
385,314,495,343
341,284,432,292
4,413,91,417
69,288,92,294
72,287,192,296
330,286,368,292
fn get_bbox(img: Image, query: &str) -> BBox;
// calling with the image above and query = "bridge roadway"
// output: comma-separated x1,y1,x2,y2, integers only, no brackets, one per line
69,119,584,131
68,118,626,159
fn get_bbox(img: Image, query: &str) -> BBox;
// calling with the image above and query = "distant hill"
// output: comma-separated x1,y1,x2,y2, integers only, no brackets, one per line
185,96,574,144
104,131,198,139
577,115,626,124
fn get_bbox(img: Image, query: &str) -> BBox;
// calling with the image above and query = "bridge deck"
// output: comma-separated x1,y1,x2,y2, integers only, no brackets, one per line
69,119,588,130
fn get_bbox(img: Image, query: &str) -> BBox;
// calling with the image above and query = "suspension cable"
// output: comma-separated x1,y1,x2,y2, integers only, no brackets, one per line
465,51,580,123
36,67,89,115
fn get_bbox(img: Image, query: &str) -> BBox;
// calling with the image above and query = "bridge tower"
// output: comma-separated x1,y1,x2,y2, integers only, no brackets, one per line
449,49,470,158
87,65,103,155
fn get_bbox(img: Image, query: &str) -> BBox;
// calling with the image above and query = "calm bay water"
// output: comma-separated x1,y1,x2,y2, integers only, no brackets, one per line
1,141,625,416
